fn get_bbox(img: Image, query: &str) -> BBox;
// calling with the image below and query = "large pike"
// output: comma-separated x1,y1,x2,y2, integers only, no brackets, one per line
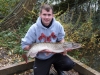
22,42,81,63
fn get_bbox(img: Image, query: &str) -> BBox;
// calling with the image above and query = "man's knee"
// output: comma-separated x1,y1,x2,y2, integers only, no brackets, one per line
62,61,75,71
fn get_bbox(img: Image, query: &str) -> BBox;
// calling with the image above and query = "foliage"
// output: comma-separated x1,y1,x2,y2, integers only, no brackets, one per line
0,0,38,54
0,22,32,54
0,0,19,16
56,2,100,71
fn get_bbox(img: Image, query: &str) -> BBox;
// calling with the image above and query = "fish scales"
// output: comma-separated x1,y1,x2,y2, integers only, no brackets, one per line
26,42,81,58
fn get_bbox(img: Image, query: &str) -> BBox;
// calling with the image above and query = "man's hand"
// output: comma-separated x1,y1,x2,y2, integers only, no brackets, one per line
24,45,32,51
62,48,72,55
39,49,55,56
39,49,53,53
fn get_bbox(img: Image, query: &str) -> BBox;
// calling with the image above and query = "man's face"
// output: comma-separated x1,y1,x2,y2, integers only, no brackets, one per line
40,9,54,26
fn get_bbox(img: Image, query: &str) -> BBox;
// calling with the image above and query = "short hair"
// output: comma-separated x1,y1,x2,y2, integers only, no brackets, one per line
40,4,54,14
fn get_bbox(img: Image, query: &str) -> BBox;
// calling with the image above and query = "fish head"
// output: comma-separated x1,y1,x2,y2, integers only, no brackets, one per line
63,42,81,49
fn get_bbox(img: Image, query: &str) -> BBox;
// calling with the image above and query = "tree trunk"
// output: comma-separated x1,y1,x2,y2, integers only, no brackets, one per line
0,0,37,31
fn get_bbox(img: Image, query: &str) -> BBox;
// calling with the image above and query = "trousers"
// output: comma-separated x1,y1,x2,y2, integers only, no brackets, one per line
33,53,75,75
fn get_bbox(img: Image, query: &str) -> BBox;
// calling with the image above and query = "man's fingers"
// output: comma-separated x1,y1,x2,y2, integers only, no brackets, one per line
64,48,72,51
62,51,67,55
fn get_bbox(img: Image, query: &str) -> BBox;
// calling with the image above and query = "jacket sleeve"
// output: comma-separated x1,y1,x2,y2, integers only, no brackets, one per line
57,24,65,41
21,24,36,49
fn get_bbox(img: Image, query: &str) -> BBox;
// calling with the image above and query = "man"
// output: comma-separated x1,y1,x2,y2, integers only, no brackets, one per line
21,4,75,75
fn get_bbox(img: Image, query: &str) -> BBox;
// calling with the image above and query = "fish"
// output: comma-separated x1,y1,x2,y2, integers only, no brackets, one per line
27,42,81,57
22,42,81,63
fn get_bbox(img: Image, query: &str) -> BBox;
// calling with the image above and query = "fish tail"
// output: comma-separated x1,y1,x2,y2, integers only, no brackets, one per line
22,54,28,64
